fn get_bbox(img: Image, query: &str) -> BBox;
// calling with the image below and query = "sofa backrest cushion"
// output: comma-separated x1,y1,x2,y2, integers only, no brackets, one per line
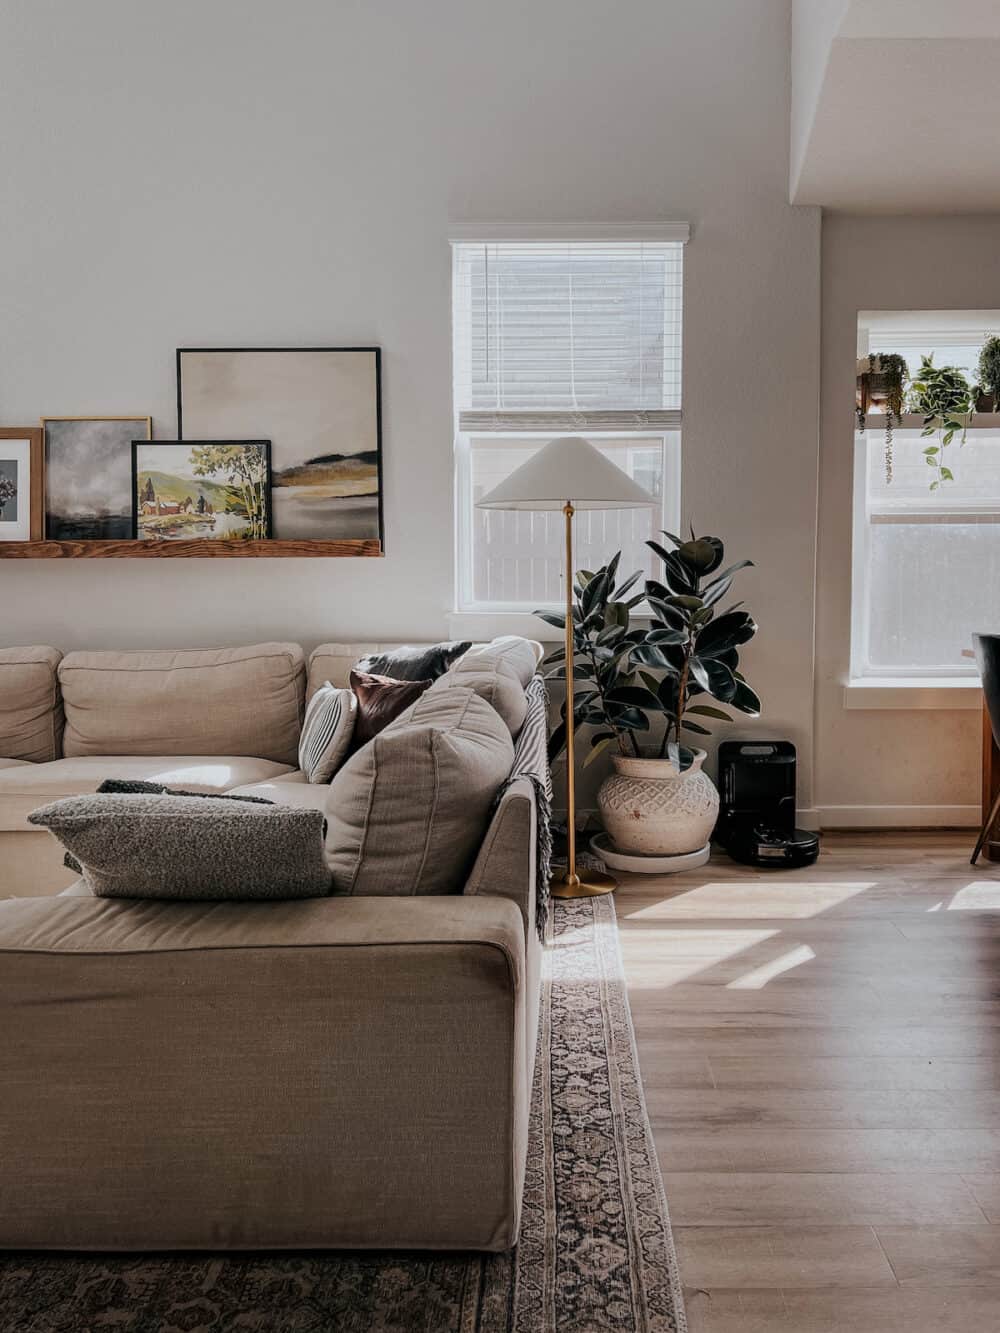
59,643,305,766
0,646,63,763
325,686,514,896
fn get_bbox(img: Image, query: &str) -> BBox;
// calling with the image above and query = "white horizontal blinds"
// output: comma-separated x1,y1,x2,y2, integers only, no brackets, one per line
453,241,683,430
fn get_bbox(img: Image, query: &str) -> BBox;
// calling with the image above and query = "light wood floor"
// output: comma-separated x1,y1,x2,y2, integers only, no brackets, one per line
616,831,1000,1332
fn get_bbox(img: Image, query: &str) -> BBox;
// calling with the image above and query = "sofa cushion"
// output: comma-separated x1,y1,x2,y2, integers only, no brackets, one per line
325,687,514,896
298,684,356,783
59,643,305,766
228,774,332,813
350,670,432,748
28,794,331,900
0,646,63,764
0,756,294,832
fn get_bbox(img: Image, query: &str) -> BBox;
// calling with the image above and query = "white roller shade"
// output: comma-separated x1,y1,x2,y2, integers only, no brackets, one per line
452,239,684,430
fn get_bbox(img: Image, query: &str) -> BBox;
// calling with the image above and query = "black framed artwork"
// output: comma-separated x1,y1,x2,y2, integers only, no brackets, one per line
132,440,272,542
43,416,152,540
176,347,383,545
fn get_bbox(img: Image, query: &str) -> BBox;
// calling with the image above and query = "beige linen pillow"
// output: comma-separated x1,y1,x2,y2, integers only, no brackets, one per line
324,687,514,896
428,658,527,737
429,636,541,737
456,636,543,686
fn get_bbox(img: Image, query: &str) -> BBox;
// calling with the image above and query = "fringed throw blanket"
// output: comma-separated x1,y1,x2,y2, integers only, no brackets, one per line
494,673,553,937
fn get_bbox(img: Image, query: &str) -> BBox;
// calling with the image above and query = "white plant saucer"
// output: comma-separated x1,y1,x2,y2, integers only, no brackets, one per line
590,832,711,875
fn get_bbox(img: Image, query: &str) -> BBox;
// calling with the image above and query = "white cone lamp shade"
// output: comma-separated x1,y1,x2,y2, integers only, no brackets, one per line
476,436,656,511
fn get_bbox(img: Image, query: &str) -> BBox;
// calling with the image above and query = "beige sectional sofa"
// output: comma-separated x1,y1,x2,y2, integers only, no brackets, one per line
0,640,543,1252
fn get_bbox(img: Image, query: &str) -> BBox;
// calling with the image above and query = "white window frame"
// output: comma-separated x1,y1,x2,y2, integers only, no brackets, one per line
454,429,681,615
848,425,985,708
449,226,687,628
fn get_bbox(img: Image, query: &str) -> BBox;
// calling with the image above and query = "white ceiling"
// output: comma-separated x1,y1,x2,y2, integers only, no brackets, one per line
791,0,1000,212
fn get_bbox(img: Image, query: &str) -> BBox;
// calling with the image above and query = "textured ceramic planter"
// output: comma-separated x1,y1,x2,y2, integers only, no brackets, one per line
597,750,719,856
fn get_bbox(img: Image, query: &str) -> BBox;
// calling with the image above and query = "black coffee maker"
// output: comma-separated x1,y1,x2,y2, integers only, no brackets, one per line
715,741,819,867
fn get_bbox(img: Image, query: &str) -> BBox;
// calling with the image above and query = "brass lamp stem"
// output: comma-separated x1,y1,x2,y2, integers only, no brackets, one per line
550,499,617,900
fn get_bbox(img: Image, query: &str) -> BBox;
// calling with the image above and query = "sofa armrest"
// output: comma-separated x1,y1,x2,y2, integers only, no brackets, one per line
462,777,537,931
0,893,528,1251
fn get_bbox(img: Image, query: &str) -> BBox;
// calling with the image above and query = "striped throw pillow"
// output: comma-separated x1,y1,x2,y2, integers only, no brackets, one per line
299,682,357,784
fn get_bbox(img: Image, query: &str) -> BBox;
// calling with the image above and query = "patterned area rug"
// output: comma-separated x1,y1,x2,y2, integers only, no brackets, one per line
0,897,686,1333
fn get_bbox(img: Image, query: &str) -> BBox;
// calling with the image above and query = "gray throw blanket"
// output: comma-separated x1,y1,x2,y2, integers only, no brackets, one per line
494,674,553,937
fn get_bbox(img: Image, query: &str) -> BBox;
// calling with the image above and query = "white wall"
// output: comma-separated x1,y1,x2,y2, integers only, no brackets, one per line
0,0,821,809
816,213,1000,825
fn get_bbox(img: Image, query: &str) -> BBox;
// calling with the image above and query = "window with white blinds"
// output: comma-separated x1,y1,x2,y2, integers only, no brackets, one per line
453,239,684,430
451,235,686,612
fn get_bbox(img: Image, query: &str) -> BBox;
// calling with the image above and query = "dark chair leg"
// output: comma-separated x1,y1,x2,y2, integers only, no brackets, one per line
971,787,1000,865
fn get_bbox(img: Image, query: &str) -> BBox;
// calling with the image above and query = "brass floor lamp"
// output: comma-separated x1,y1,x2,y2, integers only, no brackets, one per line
477,436,656,899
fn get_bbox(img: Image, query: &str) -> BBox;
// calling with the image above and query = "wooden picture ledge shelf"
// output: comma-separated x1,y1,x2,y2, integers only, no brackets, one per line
0,539,383,559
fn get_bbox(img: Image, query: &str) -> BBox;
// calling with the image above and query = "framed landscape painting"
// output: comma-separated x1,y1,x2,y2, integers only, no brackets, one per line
43,416,151,540
132,441,272,542
177,348,382,545
0,427,43,541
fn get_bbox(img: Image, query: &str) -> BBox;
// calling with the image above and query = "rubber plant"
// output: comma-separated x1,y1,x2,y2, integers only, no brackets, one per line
535,535,761,774
907,354,975,490
534,553,652,766
632,532,761,771
856,353,908,484
978,335,1000,411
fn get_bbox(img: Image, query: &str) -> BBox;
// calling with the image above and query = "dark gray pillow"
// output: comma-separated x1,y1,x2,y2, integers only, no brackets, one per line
29,794,332,900
355,641,471,682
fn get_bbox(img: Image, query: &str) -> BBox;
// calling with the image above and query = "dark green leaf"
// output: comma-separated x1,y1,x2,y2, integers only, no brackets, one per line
696,611,756,657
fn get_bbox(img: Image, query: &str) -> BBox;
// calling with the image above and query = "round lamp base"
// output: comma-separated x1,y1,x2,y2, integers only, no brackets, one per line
550,868,618,899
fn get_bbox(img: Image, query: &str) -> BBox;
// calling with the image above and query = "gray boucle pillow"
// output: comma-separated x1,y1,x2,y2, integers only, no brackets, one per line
28,794,332,900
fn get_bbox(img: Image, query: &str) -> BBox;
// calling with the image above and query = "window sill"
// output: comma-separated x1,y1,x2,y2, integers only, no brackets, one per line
843,678,981,710
447,610,563,642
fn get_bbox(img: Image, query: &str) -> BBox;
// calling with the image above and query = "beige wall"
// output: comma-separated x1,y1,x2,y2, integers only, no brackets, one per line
816,214,1000,826
0,0,823,813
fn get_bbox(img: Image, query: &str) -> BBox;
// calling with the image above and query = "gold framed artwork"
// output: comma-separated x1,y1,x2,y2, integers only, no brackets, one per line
0,427,44,542
42,416,152,540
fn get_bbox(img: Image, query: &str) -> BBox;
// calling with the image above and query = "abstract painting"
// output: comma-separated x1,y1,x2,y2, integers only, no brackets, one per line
133,441,271,542
44,417,151,540
177,348,382,543
0,428,43,541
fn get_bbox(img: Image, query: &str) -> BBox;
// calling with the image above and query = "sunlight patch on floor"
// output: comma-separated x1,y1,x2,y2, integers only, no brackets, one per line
945,881,1000,911
621,928,778,988
622,881,877,921
726,943,816,989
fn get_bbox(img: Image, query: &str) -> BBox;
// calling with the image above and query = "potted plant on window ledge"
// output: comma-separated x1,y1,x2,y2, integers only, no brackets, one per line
977,335,1000,413
537,533,760,868
908,354,976,490
856,353,908,484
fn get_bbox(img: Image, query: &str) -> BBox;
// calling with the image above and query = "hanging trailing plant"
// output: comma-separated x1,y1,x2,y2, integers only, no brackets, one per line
907,354,975,491
856,353,908,484
977,335,1000,412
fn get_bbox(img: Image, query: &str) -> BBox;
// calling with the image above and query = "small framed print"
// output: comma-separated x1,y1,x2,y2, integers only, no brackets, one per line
132,440,272,542
43,416,151,540
0,427,43,542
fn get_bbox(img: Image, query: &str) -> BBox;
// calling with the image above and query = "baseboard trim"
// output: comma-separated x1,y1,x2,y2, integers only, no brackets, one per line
817,804,980,830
